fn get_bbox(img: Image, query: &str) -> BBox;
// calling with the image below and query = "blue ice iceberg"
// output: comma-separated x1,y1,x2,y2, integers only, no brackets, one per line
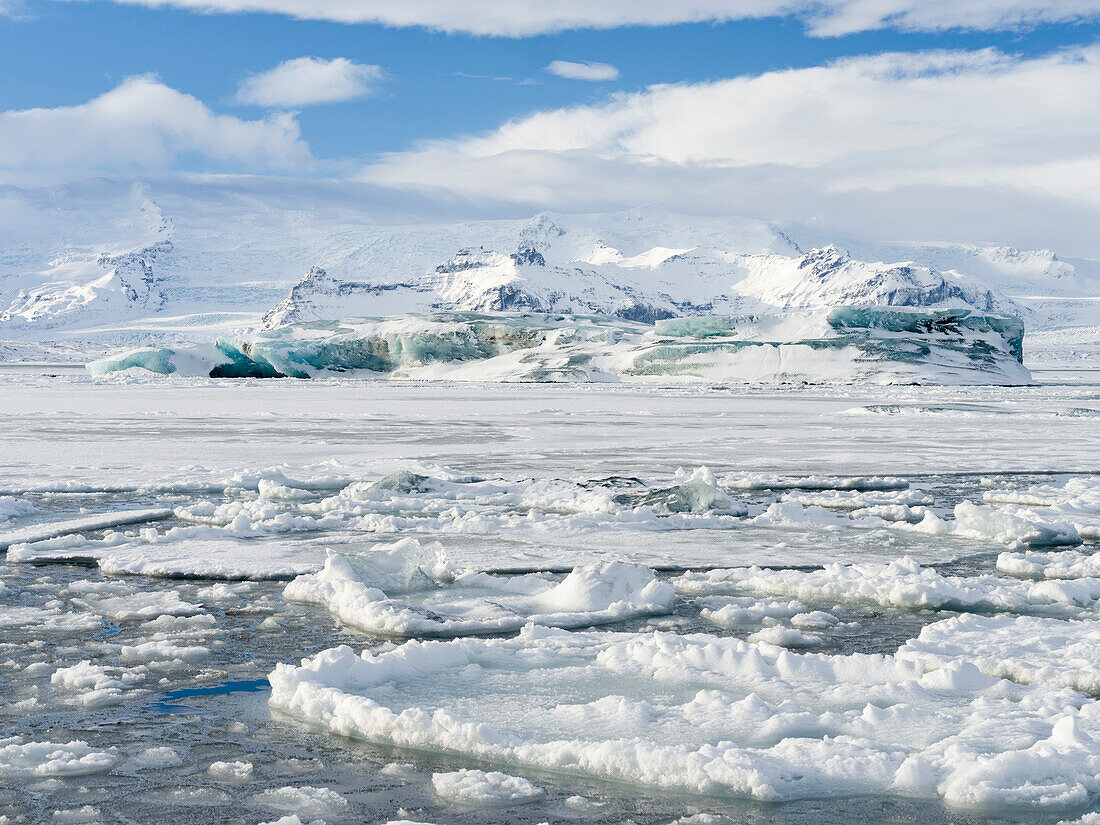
87,308,1031,385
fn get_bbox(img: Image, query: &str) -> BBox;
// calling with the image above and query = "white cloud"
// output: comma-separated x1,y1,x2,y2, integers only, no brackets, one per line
47,0,1100,36
546,60,620,82
359,45,1100,255
0,75,311,178
237,57,385,107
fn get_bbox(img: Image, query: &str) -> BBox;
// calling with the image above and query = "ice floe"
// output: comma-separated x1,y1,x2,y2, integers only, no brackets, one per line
0,740,118,777
898,614,1100,694
117,639,210,664
7,530,324,579
982,476,1100,541
0,509,172,550
431,768,546,805
71,589,204,621
0,497,37,524
675,557,1100,616
50,661,146,708
282,542,673,637
269,624,1100,808
207,760,254,782
999,549,1100,580
252,786,348,820
0,605,103,632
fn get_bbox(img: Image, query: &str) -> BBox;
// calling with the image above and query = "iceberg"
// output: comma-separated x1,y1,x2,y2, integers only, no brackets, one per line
88,306,1032,385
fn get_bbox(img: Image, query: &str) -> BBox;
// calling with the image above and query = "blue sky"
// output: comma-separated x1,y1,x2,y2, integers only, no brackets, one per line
4,1,1100,252
3,2,1100,161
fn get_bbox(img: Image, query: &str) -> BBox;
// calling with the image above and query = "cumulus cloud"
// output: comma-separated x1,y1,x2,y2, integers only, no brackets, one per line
546,60,620,81
0,75,311,179
47,0,1100,36
359,45,1100,255
237,57,385,107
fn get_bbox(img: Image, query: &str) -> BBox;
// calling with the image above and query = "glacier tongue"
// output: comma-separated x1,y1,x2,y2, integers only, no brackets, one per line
87,306,1031,385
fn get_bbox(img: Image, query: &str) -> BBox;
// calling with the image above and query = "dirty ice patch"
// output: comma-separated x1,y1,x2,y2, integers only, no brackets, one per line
674,557,1100,617
283,543,673,637
432,769,545,806
8,529,324,580
898,614,1100,694
269,626,1100,809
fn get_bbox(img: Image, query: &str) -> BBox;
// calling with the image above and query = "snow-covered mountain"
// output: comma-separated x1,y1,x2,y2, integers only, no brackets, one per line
1,178,1098,375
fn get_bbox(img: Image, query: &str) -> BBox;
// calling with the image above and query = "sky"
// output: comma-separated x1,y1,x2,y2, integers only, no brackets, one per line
4,1,1100,253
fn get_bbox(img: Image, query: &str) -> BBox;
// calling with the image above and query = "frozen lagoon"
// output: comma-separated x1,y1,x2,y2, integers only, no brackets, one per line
2,368,1100,824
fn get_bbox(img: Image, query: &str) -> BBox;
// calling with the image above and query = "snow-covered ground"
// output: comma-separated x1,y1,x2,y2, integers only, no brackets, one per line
2,367,1100,823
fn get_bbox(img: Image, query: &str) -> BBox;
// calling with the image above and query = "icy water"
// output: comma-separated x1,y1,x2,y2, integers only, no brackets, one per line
1,370,1099,825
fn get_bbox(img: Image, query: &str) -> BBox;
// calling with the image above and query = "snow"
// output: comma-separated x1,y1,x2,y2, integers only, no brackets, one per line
431,769,545,805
